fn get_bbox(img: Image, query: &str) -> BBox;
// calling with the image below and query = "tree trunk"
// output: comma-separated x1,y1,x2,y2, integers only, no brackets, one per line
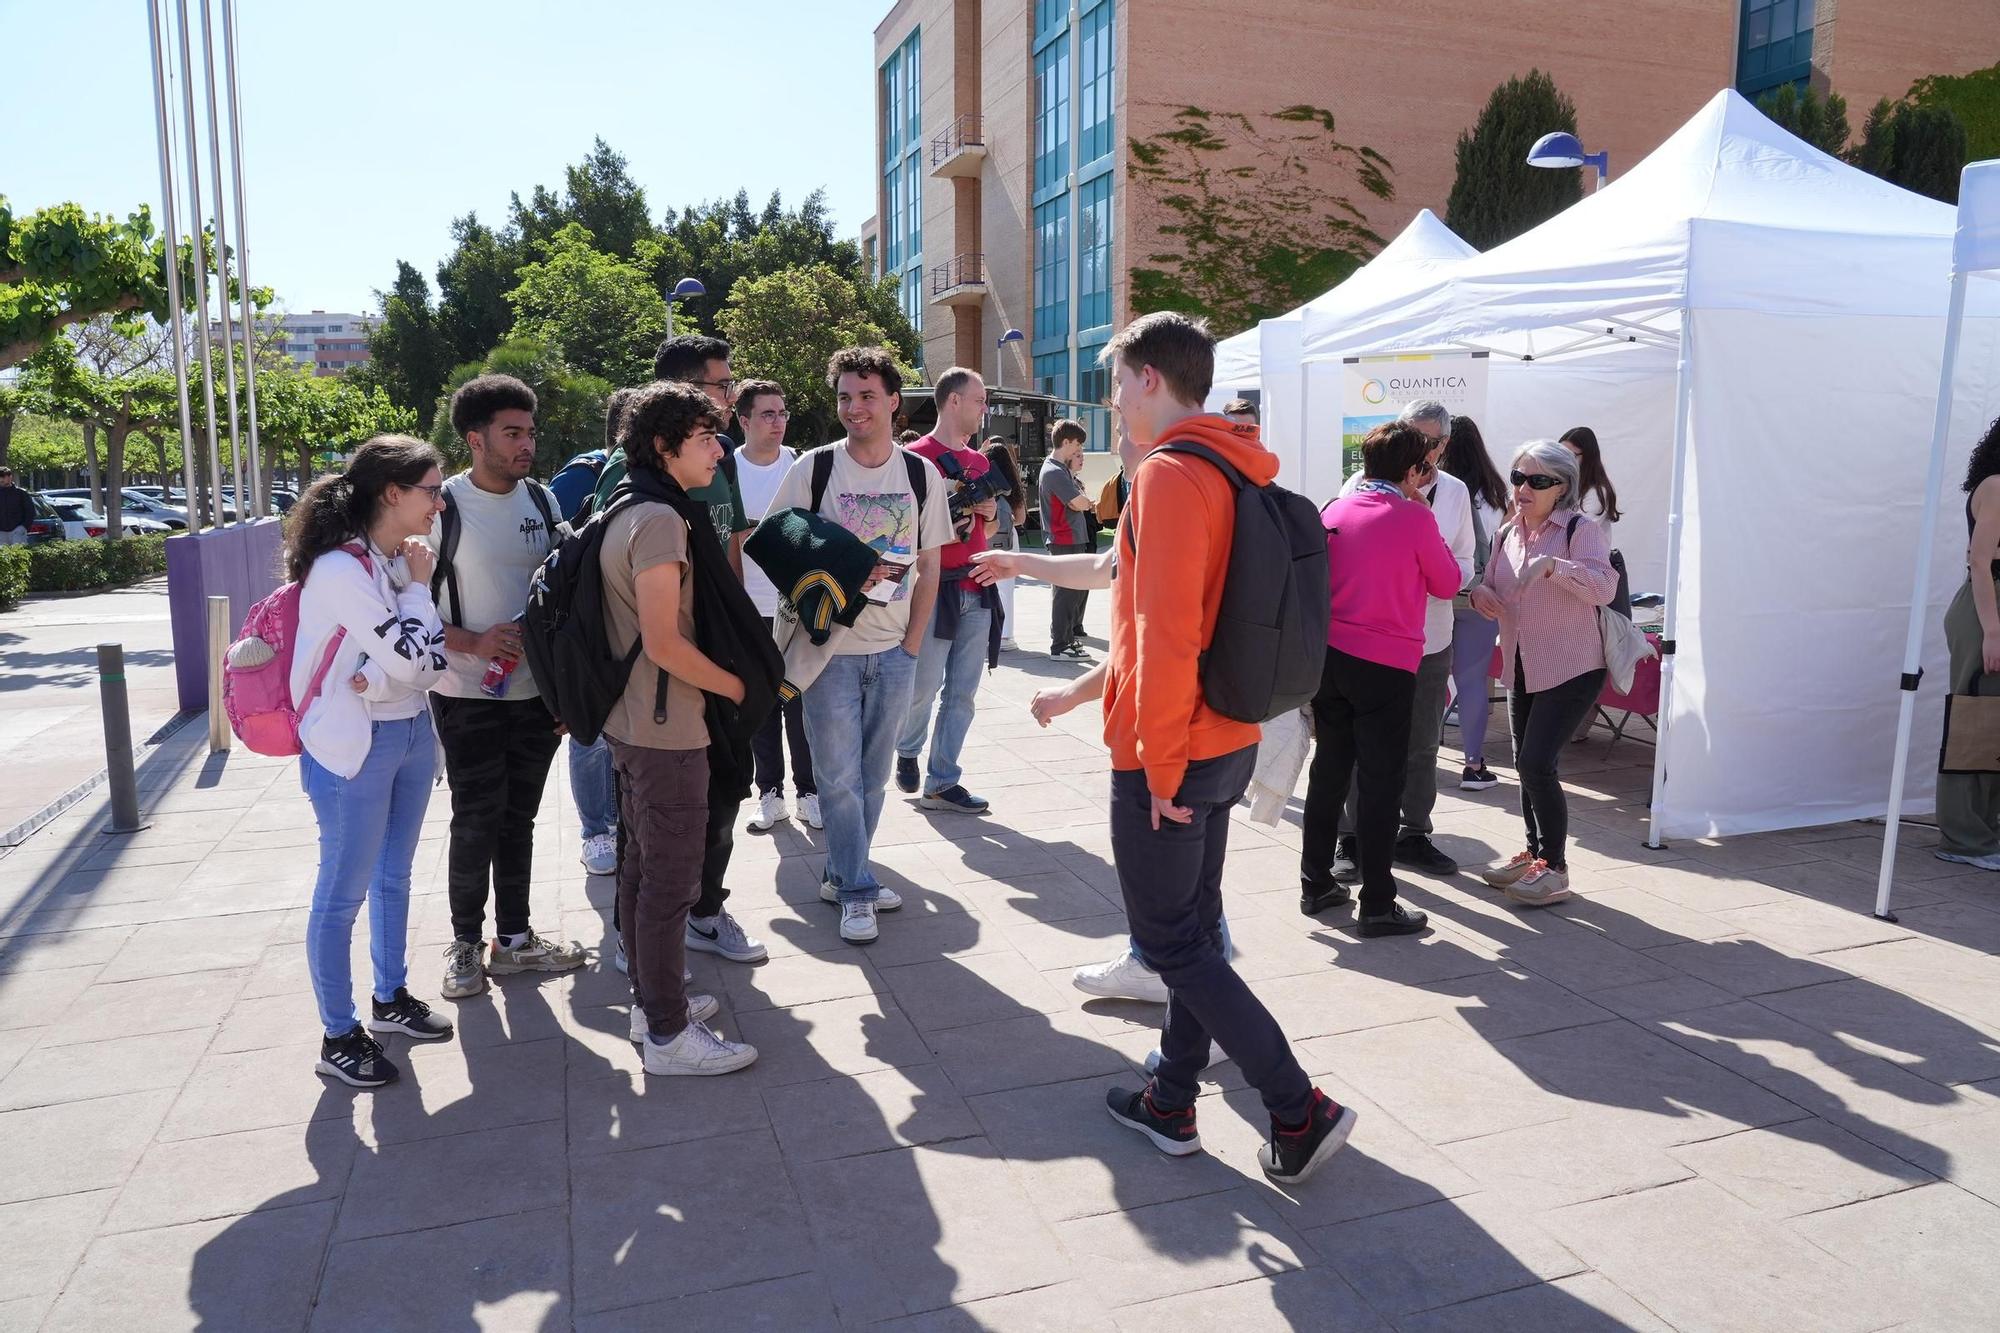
82,419,103,512
106,413,130,542
0,407,13,469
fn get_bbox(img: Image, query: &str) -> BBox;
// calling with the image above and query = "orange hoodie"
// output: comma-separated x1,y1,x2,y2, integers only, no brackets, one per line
1103,415,1277,799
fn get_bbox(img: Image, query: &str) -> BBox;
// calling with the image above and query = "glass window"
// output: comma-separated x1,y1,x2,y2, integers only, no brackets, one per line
1795,0,1814,29
1035,0,1064,41
1769,0,1793,40
1077,1,1114,166
1035,36,1071,194
1033,198,1069,344
1075,339,1109,451
1746,8,1770,45
1077,175,1112,331
1034,351,1069,402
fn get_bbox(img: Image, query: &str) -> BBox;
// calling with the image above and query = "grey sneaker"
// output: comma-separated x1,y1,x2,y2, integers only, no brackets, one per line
441,940,486,999
487,932,587,974
820,878,902,911
685,910,768,964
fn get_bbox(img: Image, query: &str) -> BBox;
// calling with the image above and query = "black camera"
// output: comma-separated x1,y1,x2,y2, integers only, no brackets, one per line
932,450,1006,538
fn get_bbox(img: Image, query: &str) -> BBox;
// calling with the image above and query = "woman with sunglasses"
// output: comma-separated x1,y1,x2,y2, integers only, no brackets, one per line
286,435,454,1087
1468,441,1620,907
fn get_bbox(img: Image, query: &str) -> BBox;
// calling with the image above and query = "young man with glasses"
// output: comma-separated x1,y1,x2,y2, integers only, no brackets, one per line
732,378,820,833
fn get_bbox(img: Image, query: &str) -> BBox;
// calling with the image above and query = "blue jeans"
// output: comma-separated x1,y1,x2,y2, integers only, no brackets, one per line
569,734,617,839
802,646,916,903
302,713,436,1037
1450,607,1500,766
896,586,991,793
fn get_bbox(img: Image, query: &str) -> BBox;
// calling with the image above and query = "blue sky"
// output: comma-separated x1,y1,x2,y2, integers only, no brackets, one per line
2,0,881,316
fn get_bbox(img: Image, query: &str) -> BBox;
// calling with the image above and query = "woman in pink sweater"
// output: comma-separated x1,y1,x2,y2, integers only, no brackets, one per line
1301,423,1462,936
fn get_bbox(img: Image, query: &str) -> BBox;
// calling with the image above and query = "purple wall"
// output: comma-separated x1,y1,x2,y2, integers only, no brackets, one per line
166,519,286,711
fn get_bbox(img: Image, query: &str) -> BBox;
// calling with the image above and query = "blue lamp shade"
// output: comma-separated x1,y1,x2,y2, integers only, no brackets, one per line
1527,131,1586,169
998,328,1025,345
671,278,707,299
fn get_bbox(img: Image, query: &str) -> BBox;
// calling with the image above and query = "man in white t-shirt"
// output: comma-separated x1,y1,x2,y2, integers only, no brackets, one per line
764,347,953,944
731,378,818,833
427,374,585,1002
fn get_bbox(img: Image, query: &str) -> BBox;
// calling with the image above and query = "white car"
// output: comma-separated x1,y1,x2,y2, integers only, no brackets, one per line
45,498,174,540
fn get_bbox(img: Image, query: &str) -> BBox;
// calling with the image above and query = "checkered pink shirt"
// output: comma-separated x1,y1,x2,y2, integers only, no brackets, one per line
1483,512,1620,693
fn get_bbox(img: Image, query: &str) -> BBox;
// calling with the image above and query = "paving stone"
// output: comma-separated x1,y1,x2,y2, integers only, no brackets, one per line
987,910,1131,972
0,925,133,975
42,1199,335,1333
1576,972,1736,1019
336,1118,563,1240
45,861,199,907
1669,1117,1934,1216
1052,1187,1316,1310
1308,1192,1584,1318
764,1062,981,1163
1110,1268,1386,1332
1794,1182,2000,1331
1297,1019,1570,1147
0,1027,209,1111
315,1203,568,1330
1485,921,1683,993
1714,896,1911,955
1897,1103,2000,1204
0,964,100,1031
926,1005,1130,1097
95,909,285,982
1544,1178,1910,1332
40,967,246,1048
879,950,1071,1034
0,1190,113,1302
1554,885,1744,950
1755,977,2000,1088
573,1273,839,1332
729,992,937,1087
568,1065,772,1157
1437,1115,1695,1213
1419,968,1617,1042
0,1089,172,1204
1395,1271,1674,1332
718,942,886,1013
950,868,1122,924
105,1117,359,1234
160,1042,367,1141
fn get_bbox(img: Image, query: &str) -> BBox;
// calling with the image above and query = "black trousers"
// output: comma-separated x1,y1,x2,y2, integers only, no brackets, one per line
1049,541,1091,649
751,618,815,796
1114,746,1311,1123
1510,657,1605,871
433,693,562,943
1302,647,1418,913
696,768,742,919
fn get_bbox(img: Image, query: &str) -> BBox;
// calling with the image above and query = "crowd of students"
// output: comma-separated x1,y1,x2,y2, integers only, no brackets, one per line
279,310,1633,1187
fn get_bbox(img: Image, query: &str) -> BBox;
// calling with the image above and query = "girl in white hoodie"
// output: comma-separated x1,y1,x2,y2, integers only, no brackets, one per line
287,435,451,1088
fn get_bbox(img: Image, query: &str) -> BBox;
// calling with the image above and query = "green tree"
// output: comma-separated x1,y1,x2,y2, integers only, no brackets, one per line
719,263,908,446
1446,71,1584,251
434,214,519,368
1851,98,1970,203
506,224,667,384
428,337,610,476
1908,62,2000,163
258,366,415,491
1126,105,1391,331
0,197,188,370
7,411,88,479
510,137,655,260
1756,82,1851,155
365,261,453,418
21,337,184,537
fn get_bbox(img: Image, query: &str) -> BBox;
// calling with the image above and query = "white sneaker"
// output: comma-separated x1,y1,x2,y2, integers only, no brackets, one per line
1144,1046,1221,1075
686,909,769,963
799,793,824,829
641,1019,758,1075
630,995,719,1042
1000,637,1019,651
840,899,879,944
748,789,785,831
821,878,902,911
1072,950,1169,1004
580,833,618,877
1936,849,2000,871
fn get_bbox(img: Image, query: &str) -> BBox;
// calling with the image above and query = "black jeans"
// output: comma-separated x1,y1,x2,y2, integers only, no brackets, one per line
1049,541,1091,648
1302,648,1418,913
433,694,562,943
1510,657,1605,871
696,768,742,919
752,618,815,796
1114,746,1312,1123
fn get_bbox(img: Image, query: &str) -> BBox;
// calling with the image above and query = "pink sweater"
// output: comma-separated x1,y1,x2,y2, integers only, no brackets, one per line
1322,489,1462,672
1483,511,1620,692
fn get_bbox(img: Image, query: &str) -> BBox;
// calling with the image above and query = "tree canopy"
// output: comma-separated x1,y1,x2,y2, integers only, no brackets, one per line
505,224,666,386
1756,83,1851,156
720,263,912,446
428,337,612,476
1852,98,1970,204
0,196,188,371
1446,71,1584,251
1908,62,2000,164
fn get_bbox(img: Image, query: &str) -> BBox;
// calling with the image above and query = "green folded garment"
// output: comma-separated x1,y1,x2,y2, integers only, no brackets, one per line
745,508,880,645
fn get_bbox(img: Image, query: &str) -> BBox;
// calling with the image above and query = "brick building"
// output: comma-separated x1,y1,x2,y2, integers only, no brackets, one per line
870,0,2000,400
212,310,380,378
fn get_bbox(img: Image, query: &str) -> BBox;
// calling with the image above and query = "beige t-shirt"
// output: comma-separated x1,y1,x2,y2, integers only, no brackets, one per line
598,502,708,750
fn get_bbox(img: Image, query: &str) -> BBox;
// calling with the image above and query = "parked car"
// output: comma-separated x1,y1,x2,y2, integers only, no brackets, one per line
22,493,66,543
43,498,173,540
42,488,189,530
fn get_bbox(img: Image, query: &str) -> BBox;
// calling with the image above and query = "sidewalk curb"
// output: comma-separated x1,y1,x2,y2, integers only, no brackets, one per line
0,709,202,850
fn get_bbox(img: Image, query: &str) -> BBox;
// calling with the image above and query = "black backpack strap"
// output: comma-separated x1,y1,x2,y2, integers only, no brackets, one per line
902,449,929,510
527,479,562,541
808,444,929,518
809,447,835,514
654,668,670,725
1156,441,1247,490
431,490,463,625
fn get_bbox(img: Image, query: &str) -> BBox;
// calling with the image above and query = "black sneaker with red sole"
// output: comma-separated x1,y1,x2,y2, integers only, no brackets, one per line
1261,1088,1357,1184
1106,1084,1202,1156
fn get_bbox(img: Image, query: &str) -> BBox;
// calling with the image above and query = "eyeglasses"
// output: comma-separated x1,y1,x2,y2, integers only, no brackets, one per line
751,409,790,422
1509,470,1563,491
407,483,444,500
695,378,737,396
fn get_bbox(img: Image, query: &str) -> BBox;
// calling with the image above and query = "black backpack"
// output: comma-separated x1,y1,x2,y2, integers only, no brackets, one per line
807,444,929,516
518,492,648,746
430,478,562,626
1144,443,1330,723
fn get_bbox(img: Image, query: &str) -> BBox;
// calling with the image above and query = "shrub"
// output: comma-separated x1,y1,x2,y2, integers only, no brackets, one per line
101,533,168,583
16,533,169,597
0,546,27,608
1446,70,1584,250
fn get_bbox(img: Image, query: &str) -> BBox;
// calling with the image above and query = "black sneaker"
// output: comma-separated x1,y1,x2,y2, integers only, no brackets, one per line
1300,874,1353,916
1261,1088,1357,1185
1331,836,1360,884
895,755,920,794
1059,643,1093,660
315,1027,400,1088
918,784,990,814
1393,834,1459,876
1356,903,1430,937
1460,765,1500,791
367,988,455,1041
1106,1084,1202,1156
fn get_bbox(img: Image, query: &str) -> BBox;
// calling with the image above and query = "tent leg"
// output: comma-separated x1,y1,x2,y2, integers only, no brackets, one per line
1645,310,1695,851
1875,271,1970,921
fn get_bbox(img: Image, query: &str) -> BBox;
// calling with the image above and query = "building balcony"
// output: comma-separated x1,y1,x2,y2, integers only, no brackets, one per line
929,114,985,178
929,254,986,306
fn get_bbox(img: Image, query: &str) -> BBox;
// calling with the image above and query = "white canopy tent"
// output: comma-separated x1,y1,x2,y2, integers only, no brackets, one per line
1297,89,2000,844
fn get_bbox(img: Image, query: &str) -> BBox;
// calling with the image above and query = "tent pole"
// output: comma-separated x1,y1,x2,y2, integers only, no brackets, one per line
1875,270,1971,922
1645,309,1696,850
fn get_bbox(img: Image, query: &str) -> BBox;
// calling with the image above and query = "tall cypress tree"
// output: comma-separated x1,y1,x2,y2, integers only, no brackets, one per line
1445,70,1584,251
1851,98,1970,203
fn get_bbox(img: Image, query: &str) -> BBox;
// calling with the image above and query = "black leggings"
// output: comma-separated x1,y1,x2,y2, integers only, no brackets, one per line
1509,657,1605,871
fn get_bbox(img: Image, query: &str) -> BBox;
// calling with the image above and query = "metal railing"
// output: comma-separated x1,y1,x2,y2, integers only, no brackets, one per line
929,253,985,298
930,113,983,167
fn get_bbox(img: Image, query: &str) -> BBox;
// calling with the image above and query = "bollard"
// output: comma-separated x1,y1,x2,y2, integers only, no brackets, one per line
98,643,150,835
206,594,232,754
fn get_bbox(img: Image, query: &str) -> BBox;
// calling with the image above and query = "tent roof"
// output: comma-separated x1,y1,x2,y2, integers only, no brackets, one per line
1301,89,1961,362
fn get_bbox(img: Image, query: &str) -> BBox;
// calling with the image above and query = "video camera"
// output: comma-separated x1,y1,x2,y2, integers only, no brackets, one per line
932,450,1007,539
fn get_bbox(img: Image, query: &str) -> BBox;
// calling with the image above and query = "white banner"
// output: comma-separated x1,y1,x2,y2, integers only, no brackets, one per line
1341,352,1489,477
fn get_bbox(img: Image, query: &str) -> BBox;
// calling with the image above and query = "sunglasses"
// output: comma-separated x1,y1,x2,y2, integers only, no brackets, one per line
1510,470,1563,491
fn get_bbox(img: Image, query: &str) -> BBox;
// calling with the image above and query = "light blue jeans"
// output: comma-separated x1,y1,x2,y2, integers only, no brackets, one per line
802,646,917,903
896,585,992,794
569,734,617,839
302,713,436,1037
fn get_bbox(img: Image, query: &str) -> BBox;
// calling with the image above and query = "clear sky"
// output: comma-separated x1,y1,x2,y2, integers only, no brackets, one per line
1,0,882,317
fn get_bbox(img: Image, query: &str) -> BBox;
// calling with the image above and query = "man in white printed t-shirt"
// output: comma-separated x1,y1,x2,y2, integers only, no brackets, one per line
427,374,586,1002
764,347,953,945
731,377,819,833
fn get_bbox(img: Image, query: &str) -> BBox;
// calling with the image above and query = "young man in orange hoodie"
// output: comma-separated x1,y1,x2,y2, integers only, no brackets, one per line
1091,312,1354,1186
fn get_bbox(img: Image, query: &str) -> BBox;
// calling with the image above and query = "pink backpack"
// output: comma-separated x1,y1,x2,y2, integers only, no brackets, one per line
224,544,372,756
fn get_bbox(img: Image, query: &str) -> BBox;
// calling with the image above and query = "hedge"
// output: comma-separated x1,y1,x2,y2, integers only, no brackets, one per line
3,535,171,604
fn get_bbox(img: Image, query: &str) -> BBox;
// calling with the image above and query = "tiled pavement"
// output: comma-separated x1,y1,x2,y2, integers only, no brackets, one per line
3,581,2000,1330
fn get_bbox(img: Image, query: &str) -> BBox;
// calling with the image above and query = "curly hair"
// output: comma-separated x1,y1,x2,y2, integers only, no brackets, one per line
283,434,438,581
1964,416,2000,494
654,334,731,383
449,374,536,439
603,386,639,452
617,381,726,477
825,345,903,397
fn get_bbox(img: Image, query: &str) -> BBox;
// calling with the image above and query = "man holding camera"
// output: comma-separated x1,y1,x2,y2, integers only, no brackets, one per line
895,366,1001,814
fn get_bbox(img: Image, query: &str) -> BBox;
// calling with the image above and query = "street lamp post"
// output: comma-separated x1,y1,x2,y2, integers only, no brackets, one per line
996,328,1025,391
1527,130,1610,192
665,277,705,339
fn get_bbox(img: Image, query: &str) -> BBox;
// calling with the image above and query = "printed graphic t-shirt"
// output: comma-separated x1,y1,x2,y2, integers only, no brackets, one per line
766,441,953,654
426,472,557,700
